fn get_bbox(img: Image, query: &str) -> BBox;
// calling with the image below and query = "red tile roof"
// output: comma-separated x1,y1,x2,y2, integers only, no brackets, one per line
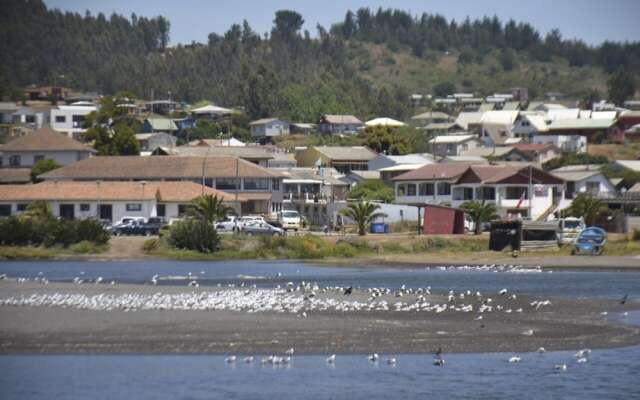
0,126,96,152
393,164,564,185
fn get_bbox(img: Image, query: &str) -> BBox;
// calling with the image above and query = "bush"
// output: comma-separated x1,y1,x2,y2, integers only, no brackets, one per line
168,219,219,253
143,238,160,252
632,229,640,241
0,217,108,247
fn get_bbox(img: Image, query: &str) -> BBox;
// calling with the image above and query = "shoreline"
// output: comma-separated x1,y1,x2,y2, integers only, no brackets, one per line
1,281,639,355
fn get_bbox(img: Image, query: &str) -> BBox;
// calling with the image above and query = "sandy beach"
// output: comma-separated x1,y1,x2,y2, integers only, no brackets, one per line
1,280,638,355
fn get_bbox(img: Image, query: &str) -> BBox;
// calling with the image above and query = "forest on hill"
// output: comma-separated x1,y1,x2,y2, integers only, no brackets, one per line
1,0,638,121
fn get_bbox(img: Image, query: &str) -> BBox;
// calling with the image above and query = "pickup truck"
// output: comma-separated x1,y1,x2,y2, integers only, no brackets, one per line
113,217,164,236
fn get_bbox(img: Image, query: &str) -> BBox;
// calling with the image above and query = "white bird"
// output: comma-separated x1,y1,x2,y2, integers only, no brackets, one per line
285,348,295,356
508,356,521,363
326,354,336,364
95,276,103,284
499,288,508,295
554,364,567,371
574,349,591,358
433,358,445,366
522,329,534,336
386,358,396,365
243,356,254,363
576,357,588,363
537,347,546,353
225,355,236,363
368,353,379,362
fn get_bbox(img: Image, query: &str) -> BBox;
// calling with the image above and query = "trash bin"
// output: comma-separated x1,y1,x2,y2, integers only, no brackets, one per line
370,222,389,234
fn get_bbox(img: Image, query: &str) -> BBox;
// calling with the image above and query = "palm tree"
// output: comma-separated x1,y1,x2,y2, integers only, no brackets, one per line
340,201,387,236
187,194,234,224
460,200,498,235
567,194,608,226
21,200,54,221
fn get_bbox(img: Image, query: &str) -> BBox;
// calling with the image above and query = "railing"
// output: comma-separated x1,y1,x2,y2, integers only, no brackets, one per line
596,192,640,201
283,192,329,203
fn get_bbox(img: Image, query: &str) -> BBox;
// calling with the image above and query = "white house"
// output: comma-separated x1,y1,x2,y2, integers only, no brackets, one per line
392,164,565,221
512,113,548,138
368,153,434,171
429,134,481,157
532,133,587,153
0,126,95,168
249,118,290,138
550,165,615,210
479,110,520,146
50,105,97,139
0,181,242,222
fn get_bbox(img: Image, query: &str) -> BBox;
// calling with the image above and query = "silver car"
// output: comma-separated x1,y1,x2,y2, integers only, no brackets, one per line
242,221,284,236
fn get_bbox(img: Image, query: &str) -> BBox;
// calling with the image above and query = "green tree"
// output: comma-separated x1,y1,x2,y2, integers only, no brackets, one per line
499,48,517,71
433,81,455,98
21,200,54,221
608,70,637,105
567,194,609,226
360,126,411,155
187,194,234,224
30,159,61,183
460,200,498,235
340,201,387,236
348,180,395,203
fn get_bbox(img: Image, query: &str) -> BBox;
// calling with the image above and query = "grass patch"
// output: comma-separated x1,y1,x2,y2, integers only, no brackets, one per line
69,240,108,254
0,246,58,260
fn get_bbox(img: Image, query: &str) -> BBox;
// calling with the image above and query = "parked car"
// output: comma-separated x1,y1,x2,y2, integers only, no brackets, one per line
237,215,266,228
215,216,240,233
113,217,164,236
242,220,284,236
278,210,301,232
113,216,146,229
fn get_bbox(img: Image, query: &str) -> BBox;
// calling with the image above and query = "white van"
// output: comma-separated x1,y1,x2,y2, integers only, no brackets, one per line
278,210,301,231
556,217,585,244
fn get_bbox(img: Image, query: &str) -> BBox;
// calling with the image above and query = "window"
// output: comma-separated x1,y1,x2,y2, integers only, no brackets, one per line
476,187,496,201
178,204,189,216
79,204,90,212
156,204,166,217
55,115,66,123
244,178,269,190
17,204,28,212
126,203,142,212
272,179,280,191
216,178,240,190
418,183,434,196
586,182,600,194
407,183,416,196
437,182,451,196
505,187,528,200
9,155,21,166
34,155,45,163
397,184,406,197
72,115,85,128
0,205,11,217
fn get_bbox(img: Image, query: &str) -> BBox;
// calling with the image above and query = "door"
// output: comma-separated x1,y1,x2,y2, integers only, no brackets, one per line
99,204,113,221
59,204,75,219
156,204,166,218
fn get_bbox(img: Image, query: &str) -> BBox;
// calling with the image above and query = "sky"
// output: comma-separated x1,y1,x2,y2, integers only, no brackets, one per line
45,0,640,46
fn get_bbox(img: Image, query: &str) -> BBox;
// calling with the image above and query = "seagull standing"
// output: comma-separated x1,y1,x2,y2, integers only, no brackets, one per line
368,353,379,362
326,354,336,364
225,356,236,363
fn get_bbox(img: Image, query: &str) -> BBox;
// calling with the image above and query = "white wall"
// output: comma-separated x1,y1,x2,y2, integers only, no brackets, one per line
1,150,89,167
51,106,96,138
533,134,587,153
373,202,420,223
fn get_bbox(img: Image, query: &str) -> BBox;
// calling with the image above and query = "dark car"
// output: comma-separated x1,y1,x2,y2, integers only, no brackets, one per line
114,217,164,236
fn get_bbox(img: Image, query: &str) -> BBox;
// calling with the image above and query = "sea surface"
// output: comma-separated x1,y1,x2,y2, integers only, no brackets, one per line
1,260,639,399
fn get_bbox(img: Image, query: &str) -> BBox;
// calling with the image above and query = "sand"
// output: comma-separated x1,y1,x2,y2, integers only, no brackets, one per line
0,281,638,355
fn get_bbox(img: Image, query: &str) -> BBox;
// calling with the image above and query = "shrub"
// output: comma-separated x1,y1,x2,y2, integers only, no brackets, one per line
69,240,106,254
633,229,640,241
0,217,108,247
168,219,219,253
143,238,160,252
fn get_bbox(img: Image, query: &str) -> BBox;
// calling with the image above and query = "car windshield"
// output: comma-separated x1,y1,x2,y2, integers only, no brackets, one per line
564,220,582,229
282,212,298,218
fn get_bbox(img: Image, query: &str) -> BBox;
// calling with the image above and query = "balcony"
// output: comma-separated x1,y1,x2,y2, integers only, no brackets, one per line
283,192,329,204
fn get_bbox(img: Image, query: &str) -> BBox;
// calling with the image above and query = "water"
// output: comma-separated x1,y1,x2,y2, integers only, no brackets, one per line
1,260,640,399
1,260,639,299
1,348,639,400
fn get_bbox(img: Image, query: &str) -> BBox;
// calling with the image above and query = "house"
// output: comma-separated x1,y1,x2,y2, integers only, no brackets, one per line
190,104,234,119
454,112,484,131
507,143,562,163
545,118,615,143
532,133,587,153
0,126,95,168
0,181,242,222
290,123,316,134
38,155,284,216
187,138,246,147
340,170,381,187
135,133,177,152
144,100,180,115
154,145,276,167
460,97,484,111
439,155,489,164
295,146,376,174
428,134,481,157
526,102,567,112
276,167,350,226
0,102,19,124
50,104,97,139
460,146,530,162
142,117,178,134
409,111,451,127
23,85,76,102
613,160,640,174
550,165,615,207
392,164,565,221
368,153,434,171
478,110,520,146
267,152,297,169
610,111,640,142
317,115,363,135
512,113,548,138
12,106,51,129
364,117,406,127
249,118,290,138
423,122,465,135
623,100,640,111
0,168,31,184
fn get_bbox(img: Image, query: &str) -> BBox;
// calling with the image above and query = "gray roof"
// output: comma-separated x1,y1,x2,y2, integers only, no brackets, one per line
321,115,363,124
424,122,463,131
249,118,286,126
349,170,381,180
313,146,376,161
550,164,606,182
172,146,276,160
410,111,450,120
460,147,516,158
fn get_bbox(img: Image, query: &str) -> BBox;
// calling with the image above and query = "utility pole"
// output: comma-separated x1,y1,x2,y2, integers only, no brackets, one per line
528,165,533,219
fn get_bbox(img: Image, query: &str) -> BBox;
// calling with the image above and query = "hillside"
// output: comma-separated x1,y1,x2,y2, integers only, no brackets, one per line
1,1,638,121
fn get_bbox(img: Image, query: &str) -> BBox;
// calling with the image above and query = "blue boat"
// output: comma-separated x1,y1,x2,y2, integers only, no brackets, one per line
571,227,607,255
